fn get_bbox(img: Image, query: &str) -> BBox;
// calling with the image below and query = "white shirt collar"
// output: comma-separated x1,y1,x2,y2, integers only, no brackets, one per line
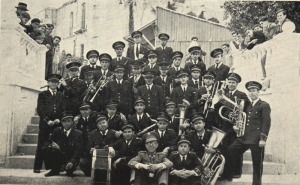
197,130,205,138
192,78,199,83
181,84,188,90
116,79,123,84
229,89,238,95
64,129,71,137
137,113,144,120
215,62,223,68
192,59,199,64
147,83,153,90
158,130,165,135
251,98,260,106
90,64,97,68
49,88,57,96
100,129,108,135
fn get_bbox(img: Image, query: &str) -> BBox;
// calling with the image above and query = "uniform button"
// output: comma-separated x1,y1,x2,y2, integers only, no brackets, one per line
247,124,249,126
247,120,249,121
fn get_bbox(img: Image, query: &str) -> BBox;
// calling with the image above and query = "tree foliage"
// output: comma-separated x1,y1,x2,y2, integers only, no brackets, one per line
208,17,220,23
223,1,300,33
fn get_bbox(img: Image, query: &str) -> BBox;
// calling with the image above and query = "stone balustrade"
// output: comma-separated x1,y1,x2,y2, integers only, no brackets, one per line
231,33,300,174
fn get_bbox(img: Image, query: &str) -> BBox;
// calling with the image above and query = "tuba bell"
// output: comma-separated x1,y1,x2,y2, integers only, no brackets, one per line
201,127,226,185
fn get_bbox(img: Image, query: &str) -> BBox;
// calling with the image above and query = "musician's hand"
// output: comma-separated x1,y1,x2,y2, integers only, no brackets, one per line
233,125,240,133
115,131,123,138
47,120,54,126
90,147,95,154
182,99,190,106
183,170,195,178
60,78,67,86
205,147,216,154
136,163,149,170
162,147,169,154
170,170,182,177
148,164,160,172
74,116,80,124
108,147,115,157
138,54,144,58
182,120,190,129
51,142,60,150
65,162,73,170
53,119,60,124
201,94,209,100
258,140,266,147
203,167,210,177
45,44,51,49
120,113,127,122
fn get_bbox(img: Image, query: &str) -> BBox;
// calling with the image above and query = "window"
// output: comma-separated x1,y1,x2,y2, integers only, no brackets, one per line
80,44,84,58
81,3,86,29
69,12,74,36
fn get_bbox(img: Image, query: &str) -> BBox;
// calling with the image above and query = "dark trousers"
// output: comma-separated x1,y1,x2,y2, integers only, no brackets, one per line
228,140,264,185
132,169,168,185
43,148,77,174
80,157,92,176
34,127,50,170
169,175,201,185
221,133,243,177
112,159,131,185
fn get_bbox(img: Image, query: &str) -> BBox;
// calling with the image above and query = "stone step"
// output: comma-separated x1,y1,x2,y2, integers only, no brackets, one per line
0,169,91,185
22,134,38,144
242,161,286,175
216,174,300,185
243,150,273,162
31,116,40,125
6,155,35,169
17,144,37,155
27,124,39,134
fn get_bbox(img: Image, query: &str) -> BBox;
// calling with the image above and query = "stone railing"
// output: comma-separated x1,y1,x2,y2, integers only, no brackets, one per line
231,33,300,174
0,17,47,163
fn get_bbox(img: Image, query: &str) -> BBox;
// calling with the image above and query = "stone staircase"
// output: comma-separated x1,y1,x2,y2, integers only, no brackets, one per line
2,115,298,184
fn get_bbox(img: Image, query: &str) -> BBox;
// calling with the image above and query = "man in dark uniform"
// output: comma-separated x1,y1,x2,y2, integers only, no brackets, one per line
187,64,202,89
58,61,86,116
129,60,146,96
152,112,177,154
99,53,113,77
108,124,143,185
227,81,271,185
128,97,156,135
105,65,133,117
80,113,118,176
126,31,149,63
218,73,249,180
168,136,204,185
207,48,230,82
155,33,173,65
105,100,126,138
75,102,98,154
137,69,164,118
34,74,66,173
110,41,132,80
43,112,83,177
165,100,180,134
128,132,173,185
153,62,172,101
168,51,184,92
143,50,160,77
186,113,211,159
184,46,206,73
80,50,101,80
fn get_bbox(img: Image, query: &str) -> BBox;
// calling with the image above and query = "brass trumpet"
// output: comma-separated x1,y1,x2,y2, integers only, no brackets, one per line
89,75,114,103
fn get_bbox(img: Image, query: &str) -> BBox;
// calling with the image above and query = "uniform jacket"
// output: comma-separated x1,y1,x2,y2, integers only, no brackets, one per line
153,129,177,152
143,63,160,77
75,111,98,134
128,113,155,133
110,137,143,163
58,77,86,115
137,84,164,118
86,129,117,155
48,127,83,165
238,99,271,144
153,76,172,98
171,86,196,105
187,130,211,158
128,151,173,169
168,115,180,134
79,65,102,81
184,60,206,73
107,114,126,131
207,63,230,82
155,46,173,64
126,44,149,62
37,90,65,127
129,75,146,89
110,56,132,79
168,67,183,90
105,79,133,116
187,79,201,90
168,152,203,174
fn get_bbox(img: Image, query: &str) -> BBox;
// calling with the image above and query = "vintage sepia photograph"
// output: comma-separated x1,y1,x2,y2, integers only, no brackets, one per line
0,0,300,184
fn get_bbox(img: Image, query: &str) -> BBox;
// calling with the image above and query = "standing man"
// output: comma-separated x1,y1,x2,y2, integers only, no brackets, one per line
59,53,72,79
126,31,149,64
58,61,86,116
187,64,202,89
143,50,160,77
129,60,146,96
154,62,172,101
208,48,230,82
155,33,173,65
227,81,271,185
99,53,113,77
184,46,206,73
80,50,101,80
110,41,132,80
168,51,184,92
34,74,65,173
105,65,133,117
137,69,164,118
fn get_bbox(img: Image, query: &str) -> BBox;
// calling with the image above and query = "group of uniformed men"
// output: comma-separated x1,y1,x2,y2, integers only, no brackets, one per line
33,31,271,185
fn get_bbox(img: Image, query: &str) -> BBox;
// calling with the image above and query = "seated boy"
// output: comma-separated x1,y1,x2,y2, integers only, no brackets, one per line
43,112,83,177
168,136,204,185
105,100,126,138
128,132,173,185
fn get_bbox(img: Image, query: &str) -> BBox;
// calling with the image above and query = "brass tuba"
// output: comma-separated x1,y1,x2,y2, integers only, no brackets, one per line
217,91,247,137
201,127,226,185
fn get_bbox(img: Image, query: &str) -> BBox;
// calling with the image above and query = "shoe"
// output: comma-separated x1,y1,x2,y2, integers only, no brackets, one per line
44,170,59,177
33,169,40,173
233,174,241,178
217,176,232,181
66,172,74,177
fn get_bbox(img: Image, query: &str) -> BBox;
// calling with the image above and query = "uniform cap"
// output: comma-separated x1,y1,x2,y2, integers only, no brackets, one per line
191,113,205,124
158,33,170,40
143,131,159,143
122,124,135,131
86,50,99,59
203,70,216,79
99,53,112,62
131,59,143,68
114,64,125,72
61,111,74,121
177,69,190,78
134,97,145,105
96,112,108,122
46,74,62,82
190,64,201,72
106,99,118,109
188,46,201,53
84,68,95,76
227,73,241,83
172,51,183,60
131,31,143,38
15,2,28,11
165,100,176,107
157,112,170,123
245,81,262,90
112,41,125,49
210,48,223,58
142,68,155,77
79,102,92,109
147,50,158,58
66,61,81,69
177,135,191,146
159,62,170,70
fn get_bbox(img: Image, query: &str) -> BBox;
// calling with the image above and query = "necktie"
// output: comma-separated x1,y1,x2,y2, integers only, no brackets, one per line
136,44,139,58
53,91,56,97
64,130,68,136
160,131,164,139
101,131,106,136
195,80,198,88
182,156,186,163
216,64,219,69
251,101,254,107
150,64,154,69
134,75,138,83
139,115,142,121
147,85,151,91
183,87,185,92
103,70,106,75
118,57,120,62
